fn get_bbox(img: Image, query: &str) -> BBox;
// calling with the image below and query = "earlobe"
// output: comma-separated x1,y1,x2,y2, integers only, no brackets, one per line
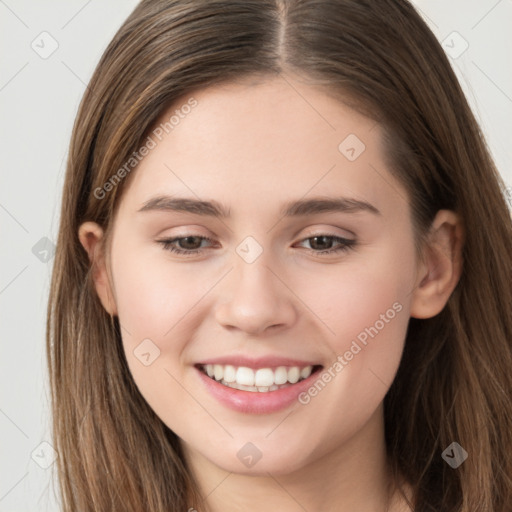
410,210,464,319
78,221,118,316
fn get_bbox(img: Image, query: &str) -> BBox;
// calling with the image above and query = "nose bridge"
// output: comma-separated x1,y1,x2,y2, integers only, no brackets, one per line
234,245,278,294
232,234,277,290
214,237,297,334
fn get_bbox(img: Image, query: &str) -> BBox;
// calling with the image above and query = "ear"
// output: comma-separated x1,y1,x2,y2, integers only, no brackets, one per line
410,210,464,319
78,221,118,316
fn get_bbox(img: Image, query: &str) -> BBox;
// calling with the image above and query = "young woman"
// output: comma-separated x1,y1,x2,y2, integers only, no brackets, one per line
47,0,512,510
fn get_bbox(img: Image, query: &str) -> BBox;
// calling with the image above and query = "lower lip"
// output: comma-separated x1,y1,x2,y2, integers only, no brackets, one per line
195,367,322,414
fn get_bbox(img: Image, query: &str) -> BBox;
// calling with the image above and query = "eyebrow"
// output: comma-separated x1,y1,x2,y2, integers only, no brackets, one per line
137,195,381,218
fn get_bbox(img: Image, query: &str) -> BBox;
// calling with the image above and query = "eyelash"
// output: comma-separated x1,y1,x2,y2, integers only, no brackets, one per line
157,234,356,257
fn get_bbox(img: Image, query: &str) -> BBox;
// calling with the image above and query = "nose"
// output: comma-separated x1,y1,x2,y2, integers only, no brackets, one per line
214,254,298,336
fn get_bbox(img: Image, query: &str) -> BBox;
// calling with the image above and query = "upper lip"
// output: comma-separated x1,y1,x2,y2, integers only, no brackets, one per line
195,355,322,370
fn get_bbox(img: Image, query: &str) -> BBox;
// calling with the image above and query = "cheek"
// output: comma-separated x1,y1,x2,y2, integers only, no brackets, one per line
111,246,214,342
109,246,212,422
294,240,414,352
291,240,414,412
108,244,216,399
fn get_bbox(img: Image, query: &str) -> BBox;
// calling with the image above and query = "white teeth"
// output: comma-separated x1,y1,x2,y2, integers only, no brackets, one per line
213,364,223,381
288,367,300,384
236,367,255,386
254,368,275,387
274,366,288,385
300,366,312,379
223,365,236,383
219,380,291,393
201,363,315,391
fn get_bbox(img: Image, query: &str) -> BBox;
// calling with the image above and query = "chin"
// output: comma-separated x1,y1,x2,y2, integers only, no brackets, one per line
202,444,312,476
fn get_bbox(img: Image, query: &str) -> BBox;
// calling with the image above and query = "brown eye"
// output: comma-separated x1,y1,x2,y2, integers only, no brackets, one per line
157,236,215,255
297,235,356,255
175,236,204,250
309,236,336,251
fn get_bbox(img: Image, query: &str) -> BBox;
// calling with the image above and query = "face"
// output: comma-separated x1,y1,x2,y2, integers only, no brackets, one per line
91,75,424,476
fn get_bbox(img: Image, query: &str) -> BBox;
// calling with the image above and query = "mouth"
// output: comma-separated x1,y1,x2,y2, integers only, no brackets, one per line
196,363,324,393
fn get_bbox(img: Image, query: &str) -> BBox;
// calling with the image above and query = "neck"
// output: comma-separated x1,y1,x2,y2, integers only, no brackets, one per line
183,404,406,512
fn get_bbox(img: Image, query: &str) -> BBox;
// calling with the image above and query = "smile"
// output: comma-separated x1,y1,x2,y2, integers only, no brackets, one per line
199,364,320,393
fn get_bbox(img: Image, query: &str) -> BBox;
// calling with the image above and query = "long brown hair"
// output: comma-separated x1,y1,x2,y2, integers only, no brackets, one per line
47,0,512,510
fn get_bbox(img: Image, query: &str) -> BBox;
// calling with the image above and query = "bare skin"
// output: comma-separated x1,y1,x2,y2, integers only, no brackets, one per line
79,73,463,511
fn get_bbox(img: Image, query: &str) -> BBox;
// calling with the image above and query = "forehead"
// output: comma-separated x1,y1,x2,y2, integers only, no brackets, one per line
117,75,407,219
159,76,378,154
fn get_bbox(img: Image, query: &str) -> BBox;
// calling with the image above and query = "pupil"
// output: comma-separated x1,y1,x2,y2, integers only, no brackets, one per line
182,236,200,249
311,236,332,250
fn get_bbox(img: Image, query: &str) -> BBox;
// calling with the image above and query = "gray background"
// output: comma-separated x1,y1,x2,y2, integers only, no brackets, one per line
1,1,511,510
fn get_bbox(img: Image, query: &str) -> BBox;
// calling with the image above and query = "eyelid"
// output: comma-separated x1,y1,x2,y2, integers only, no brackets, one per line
300,224,356,239
155,225,217,238
158,224,354,241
